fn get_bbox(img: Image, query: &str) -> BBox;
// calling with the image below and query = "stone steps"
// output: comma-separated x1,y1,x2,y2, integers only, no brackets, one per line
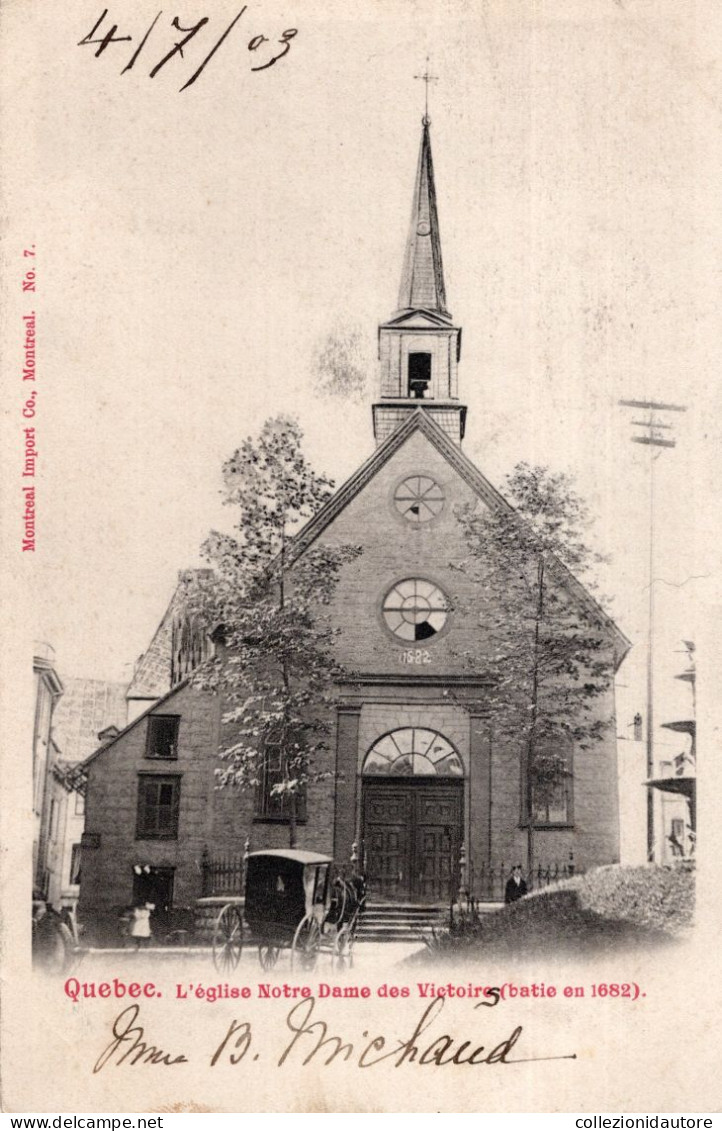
355,903,448,943
194,898,506,945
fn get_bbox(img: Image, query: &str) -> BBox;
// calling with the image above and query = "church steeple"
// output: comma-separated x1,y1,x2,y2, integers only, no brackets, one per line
373,118,466,447
397,119,448,316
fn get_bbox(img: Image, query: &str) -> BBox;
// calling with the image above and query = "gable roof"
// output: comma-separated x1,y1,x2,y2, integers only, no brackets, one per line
52,678,128,762
291,407,631,668
126,568,213,700
80,677,192,772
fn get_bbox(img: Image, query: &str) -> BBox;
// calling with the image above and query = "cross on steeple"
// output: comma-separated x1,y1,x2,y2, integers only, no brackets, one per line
414,58,438,124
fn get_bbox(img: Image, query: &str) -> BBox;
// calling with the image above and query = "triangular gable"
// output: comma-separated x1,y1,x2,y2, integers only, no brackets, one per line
291,408,631,667
80,677,191,772
381,308,454,330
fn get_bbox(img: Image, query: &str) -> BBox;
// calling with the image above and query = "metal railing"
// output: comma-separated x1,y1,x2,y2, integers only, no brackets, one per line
470,855,578,903
201,845,578,904
200,844,249,898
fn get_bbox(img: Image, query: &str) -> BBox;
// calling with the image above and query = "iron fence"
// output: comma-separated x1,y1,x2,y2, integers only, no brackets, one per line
200,846,578,903
200,850,246,898
471,856,578,903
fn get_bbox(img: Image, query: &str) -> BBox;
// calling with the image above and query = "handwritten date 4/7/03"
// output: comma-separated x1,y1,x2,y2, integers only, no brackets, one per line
94,998,577,1073
79,7,298,92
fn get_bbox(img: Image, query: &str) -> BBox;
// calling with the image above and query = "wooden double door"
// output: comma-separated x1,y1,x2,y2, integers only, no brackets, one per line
362,779,463,902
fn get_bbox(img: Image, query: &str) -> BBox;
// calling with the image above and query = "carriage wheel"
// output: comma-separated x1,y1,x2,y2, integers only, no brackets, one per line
33,921,74,975
291,915,321,972
331,925,354,972
258,944,280,970
212,905,244,973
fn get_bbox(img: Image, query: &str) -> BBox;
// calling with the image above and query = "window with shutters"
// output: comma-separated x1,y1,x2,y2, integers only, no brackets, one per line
136,775,181,839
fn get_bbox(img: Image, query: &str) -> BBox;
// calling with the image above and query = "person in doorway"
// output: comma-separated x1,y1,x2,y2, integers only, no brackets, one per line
504,864,528,904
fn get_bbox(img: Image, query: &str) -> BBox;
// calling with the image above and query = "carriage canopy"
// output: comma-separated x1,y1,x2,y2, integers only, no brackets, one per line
244,850,333,938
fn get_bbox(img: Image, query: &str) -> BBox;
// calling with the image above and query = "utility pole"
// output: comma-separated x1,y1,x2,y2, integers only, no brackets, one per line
619,399,686,862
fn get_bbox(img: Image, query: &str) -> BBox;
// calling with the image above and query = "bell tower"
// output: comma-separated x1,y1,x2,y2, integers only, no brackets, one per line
373,117,466,446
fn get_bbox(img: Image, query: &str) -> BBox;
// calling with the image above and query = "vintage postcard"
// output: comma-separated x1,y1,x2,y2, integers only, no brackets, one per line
1,0,721,1115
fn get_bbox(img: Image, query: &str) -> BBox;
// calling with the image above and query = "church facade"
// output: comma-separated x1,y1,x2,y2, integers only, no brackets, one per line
79,120,629,937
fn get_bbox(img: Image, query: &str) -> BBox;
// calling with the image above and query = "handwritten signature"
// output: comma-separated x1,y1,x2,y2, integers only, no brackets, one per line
79,7,298,92
93,998,577,1073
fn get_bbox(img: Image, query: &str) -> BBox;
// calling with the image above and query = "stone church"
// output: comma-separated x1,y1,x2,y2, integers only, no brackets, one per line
79,120,629,938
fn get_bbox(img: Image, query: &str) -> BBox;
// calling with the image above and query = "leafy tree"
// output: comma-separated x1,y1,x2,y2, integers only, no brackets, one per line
187,415,359,847
455,463,614,885
312,321,370,403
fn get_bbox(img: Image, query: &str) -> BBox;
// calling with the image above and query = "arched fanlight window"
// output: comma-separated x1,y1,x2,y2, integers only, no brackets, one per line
382,579,448,641
363,728,463,777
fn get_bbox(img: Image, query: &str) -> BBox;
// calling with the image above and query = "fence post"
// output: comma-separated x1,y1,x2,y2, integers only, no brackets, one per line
458,842,468,903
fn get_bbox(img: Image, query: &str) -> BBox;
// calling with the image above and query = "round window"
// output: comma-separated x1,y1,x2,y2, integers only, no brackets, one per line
382,578,448,642
393,475,444,523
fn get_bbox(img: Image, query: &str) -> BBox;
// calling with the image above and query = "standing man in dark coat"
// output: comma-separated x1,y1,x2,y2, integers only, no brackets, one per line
505,864,528,903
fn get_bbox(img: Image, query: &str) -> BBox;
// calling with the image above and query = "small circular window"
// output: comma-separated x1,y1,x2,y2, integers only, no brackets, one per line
382,578,448,642
394,476,444,523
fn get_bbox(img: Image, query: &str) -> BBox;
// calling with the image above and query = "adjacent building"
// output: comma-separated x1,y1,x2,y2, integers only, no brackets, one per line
44,679,128,908
649,642,696,862
32,642,64,895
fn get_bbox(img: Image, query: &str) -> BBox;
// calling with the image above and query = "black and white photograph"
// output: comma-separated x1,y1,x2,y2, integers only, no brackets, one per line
2,0,720,1115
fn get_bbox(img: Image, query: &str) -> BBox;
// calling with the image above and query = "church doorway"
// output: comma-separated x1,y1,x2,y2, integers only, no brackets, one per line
360,727,464,904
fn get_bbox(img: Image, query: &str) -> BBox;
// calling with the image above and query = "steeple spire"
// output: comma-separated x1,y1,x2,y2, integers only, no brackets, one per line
397,118,448,315
373,112,465,448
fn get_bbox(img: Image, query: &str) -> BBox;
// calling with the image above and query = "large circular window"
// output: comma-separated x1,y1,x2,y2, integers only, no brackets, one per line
382,578,448,642
394,475,444,523
363,728,463,776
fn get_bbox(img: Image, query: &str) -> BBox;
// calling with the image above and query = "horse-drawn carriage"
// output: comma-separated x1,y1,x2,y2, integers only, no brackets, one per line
212,849,366,974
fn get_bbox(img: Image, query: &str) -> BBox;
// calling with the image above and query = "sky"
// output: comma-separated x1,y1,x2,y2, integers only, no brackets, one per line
2,0,719,757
